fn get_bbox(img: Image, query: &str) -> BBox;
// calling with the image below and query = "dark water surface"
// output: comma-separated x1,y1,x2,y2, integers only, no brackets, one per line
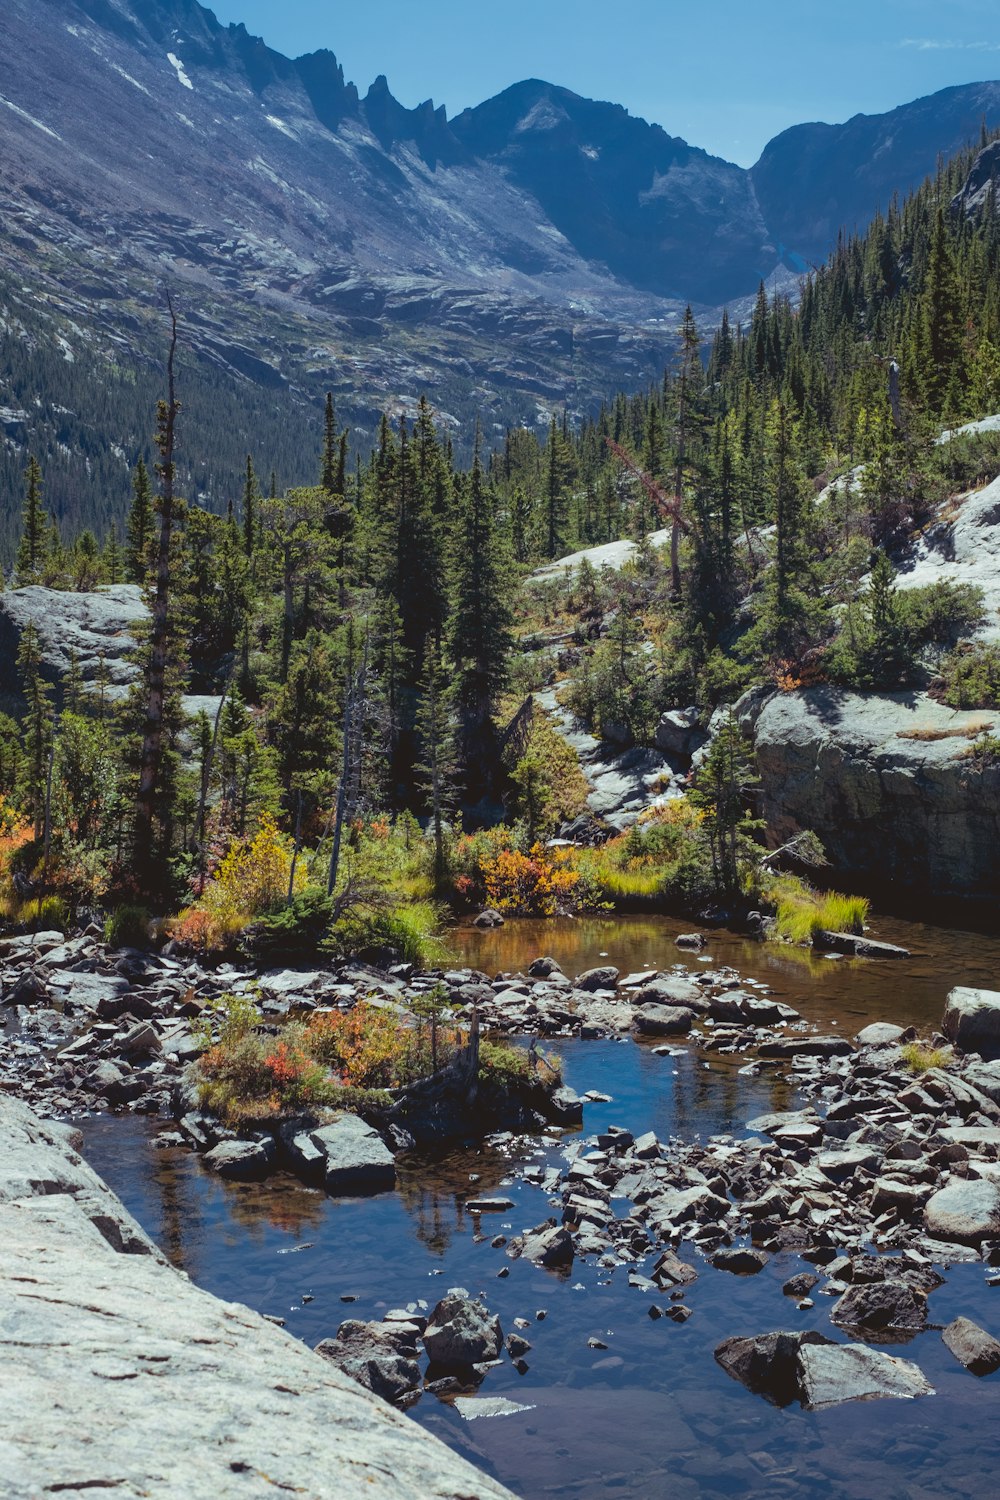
80,912,1000,1500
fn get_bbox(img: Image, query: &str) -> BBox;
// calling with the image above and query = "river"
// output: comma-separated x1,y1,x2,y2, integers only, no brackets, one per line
80,911,1000,1500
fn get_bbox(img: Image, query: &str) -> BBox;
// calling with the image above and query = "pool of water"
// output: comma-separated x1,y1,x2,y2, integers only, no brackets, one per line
78,911,1000,1498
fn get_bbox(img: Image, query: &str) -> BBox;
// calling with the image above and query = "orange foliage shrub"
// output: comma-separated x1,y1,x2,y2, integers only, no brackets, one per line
479,842,579,916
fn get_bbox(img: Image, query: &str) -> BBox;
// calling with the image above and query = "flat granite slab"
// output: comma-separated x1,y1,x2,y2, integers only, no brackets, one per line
0,1097,514,1500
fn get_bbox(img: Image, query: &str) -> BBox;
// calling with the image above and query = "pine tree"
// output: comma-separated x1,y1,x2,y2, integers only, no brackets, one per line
16,456,47,585
415,641,459,888
126,458,153,584
242,454,259,559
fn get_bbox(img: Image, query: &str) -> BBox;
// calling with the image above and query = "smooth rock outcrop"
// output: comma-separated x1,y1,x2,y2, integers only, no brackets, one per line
0,1096,515,1500
0,584,147,701
742,684,1000,899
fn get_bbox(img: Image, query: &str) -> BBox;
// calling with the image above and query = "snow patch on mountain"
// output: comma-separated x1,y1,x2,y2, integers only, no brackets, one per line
0,95,60,140
111,63,151,97
167,53,193,90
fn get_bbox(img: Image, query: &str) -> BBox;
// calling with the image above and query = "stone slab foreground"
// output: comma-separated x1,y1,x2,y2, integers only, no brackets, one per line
0,1096,514,1500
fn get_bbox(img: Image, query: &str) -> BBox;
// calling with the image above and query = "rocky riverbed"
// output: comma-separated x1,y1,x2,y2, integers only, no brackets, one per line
9,920,1000,1494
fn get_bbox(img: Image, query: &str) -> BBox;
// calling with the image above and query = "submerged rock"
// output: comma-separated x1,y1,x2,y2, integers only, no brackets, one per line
716,1330,933,1409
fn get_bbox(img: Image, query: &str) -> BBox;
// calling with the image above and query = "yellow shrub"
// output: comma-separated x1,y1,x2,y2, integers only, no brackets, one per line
176,814,305,949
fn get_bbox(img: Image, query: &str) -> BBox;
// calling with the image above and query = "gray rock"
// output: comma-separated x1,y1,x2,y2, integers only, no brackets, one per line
632,1004,695,1036
675,932,707,951
527,956,561,977
310,1115,396,1196
715,1330,833,1407
202,1137,275,1182
315,1320,421,1403
964,1060,1000,1104
630,976,703,1008
941,1315,1000,1375
815,931,910,959
654,708,701,758
712,1247,768,1275
943,987,1000,1058
507,1220,574,1269
831,1280,927,1333
924,1179,1000,1244
0,1095,515,1498
796,1342,934,1409
746,683,1000,899
856,1022,907,1047
548,1086,584,1125
423,1291,502,1368
574,966,620,992
473,909,504,928
0,584,147,699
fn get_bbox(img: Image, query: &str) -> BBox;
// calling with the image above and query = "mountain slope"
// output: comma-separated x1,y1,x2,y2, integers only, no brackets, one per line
1,0,999,545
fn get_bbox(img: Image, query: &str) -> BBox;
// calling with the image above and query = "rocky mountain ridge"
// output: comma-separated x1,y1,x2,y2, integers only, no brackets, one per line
3,0,1000,525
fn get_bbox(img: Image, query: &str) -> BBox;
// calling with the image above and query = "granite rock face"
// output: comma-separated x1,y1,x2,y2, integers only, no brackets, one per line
0,1095,515,1500
0,585,147,703
741,684,1000,899
943,988,1000,1059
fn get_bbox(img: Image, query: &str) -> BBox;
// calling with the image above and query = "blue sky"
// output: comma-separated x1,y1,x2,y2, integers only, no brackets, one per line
207,0,1000,166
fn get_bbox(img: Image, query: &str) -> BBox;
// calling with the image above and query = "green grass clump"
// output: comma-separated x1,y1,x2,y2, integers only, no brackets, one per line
478,1040,561,1089
104,904,151,948
769,876,870,945
900,1040,953,1074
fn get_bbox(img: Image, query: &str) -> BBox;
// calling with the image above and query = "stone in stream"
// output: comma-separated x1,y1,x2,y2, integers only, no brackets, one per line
941,1316,1000,1375
309,1116,397,1196
422,1290,503,1368
506,1220,574,1269
527,956,561,977
943,987,1000,1058
473,909,504,927
758,1036,855,1060
632,1004,695,1037
315,1319,422,1403
675,932,707,951
629,976,703,1008
202,1137,276,1182
716,1330,933,1409
796,1342,933,1409
830,1280,928,1334
814,931,910,959
574,966,620,992
712,1247,769,1275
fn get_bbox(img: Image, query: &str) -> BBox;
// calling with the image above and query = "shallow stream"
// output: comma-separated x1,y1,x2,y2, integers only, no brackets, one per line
80,912,1000,1499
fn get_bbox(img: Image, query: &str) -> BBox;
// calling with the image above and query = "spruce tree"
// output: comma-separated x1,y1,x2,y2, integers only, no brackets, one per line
126,458,153,584
16,456,47,585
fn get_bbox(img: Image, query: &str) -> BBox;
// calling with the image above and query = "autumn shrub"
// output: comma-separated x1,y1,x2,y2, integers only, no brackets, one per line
480,842,579,915
900,1040,953,1075
174,814,305,949
478,1039,561,1089
305,1000,462,1089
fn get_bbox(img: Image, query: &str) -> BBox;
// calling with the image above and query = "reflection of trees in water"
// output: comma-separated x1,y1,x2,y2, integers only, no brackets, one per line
664,1055,797,1137
220,1174,327,1239
395,1145,517,1256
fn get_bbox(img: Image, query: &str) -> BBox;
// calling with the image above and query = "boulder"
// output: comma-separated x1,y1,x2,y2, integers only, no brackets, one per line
653,708,700,758
943,987,1000,1058
856,1022,907,1047
629,976,704,1008
924,1178,1000,1244
712,1247,768,1275
422,1291,502,1368
202,1137,275,1182
548,1086,584,1125
574,966,619,992
758,1036,855,1060
941,1316,1000,1375
527,956,561,977
814,931,910,959
309,1116,396,1196
506,1220,574,1269
315,1320,421,1403
632,1004,695,1037
473,909,504,928
831,1280,927,1333
675,932,707,951
714,1330,833,1407
796,1342,934,1409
